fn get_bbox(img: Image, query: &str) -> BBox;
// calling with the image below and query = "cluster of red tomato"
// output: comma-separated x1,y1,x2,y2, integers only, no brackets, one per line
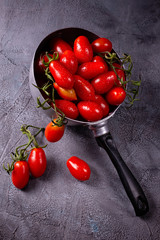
40,36,126,122
11,147,91,189
11,147,47,189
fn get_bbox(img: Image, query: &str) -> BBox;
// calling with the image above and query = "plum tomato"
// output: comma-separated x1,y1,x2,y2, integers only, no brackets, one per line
60,50,78,75
53,82,77,101
74,75,95,101
111,63,125,86
95,95,110,117
11,161,29,189
74,36,93,63
28,148,47,178
92,55,108,73
114,69,126,86
45,119,65,142
49,61,74,89
77,101,103,122
51,38,72,57
67,156,91,181
77,61,107,80
105,86,126,106
91,71,117,94
92,37,112,53
39,53,53,71
111,63,122,69
54,100,79,120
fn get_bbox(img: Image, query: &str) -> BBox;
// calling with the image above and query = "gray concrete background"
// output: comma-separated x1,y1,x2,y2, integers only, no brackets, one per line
0,0,160,239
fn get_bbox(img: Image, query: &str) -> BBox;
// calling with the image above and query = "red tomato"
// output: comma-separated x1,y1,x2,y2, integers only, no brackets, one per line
74,36,93,63
111,63,122,69
28,148,47,178
77,62,107,80
67,156,91,181
53,82,77,101
74,75,95,101
54,100,79,119
111,63,125,86
39,53,53,71
92,55,108,73
114,69,126,86
60,50,78,74
92,37,112,53
78,101,103,122
45,119,65,142
52,38,72,57
105,87,126,105
95,95,110,117
36,53,53,78
11,161,29,189
49,61,74,89
91,71,117,94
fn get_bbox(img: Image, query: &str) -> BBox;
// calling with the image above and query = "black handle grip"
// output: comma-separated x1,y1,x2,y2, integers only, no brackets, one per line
96,133,149,216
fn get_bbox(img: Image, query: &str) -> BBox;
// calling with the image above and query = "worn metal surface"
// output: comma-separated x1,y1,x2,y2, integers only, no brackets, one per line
0,0,160,239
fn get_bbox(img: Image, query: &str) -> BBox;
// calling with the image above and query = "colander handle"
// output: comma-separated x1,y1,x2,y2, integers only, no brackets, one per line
96,132,149,216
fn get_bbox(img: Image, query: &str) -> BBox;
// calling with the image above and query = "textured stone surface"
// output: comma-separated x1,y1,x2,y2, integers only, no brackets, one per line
0,0,160,239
